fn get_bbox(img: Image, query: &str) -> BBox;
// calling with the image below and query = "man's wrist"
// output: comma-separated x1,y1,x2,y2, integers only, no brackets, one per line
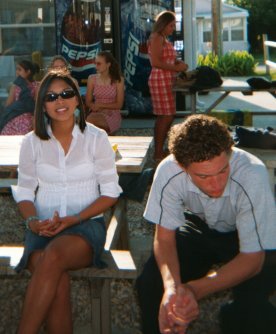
184,283,198,300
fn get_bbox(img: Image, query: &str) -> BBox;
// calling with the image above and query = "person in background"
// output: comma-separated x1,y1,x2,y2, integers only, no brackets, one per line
12,70,121,333
47,55,79,88
137,115,276,334
48,55,71,72
85,51,124,135
0,60,40,135
148,11,188,164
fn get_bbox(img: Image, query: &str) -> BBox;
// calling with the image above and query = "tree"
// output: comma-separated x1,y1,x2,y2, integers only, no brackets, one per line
225,0,276,52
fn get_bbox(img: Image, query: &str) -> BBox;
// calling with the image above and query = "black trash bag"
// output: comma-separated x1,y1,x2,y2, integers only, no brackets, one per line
234,126,276,149
247,77,273,89
190,66,223,92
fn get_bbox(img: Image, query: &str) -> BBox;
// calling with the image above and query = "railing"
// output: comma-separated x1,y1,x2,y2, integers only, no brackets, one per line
263,34,276,75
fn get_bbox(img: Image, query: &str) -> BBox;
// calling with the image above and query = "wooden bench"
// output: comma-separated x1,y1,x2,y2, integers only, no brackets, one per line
0,196,137,334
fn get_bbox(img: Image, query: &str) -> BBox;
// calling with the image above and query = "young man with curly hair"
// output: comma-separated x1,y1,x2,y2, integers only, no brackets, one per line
137,115,276,334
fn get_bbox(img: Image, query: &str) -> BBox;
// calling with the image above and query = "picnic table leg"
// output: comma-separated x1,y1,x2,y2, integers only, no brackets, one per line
117,198,129,250
191,93,197,113
90,279,102,334
205,91,230,113
90,278,112,334
101,279,111,334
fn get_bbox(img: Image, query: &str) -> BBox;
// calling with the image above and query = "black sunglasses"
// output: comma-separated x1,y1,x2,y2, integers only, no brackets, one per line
44,89,76,102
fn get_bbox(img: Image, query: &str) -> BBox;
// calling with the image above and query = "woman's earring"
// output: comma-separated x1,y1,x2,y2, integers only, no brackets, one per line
74,108,80,118
74,108,81,125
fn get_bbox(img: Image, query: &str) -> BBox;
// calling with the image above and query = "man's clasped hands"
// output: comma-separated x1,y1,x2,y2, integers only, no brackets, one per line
160,284,199,334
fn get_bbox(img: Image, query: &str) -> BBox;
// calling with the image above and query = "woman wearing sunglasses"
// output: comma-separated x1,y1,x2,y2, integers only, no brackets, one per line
85,51,124,134
12,70,122,333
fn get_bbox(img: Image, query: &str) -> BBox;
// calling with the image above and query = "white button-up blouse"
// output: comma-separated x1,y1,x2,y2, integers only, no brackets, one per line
12,124,122,220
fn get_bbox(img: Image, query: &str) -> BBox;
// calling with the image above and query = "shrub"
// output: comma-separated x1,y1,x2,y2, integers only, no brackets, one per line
197,51,257,76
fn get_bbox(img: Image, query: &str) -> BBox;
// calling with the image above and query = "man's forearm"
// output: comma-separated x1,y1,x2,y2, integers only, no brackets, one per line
188,251,265,300
154,230,182,290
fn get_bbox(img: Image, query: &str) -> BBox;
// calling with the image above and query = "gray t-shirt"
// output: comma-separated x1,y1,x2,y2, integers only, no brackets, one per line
144,148,276,253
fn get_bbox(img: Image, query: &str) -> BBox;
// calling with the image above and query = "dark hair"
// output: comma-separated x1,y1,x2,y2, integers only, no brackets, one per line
48,55,72,71
168,115,234,167
152,11,176,34
34,70,86,140
97,51,122,83
17,60,40,81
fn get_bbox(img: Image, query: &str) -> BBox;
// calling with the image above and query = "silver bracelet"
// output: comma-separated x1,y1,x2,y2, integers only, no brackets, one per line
25,216,39,230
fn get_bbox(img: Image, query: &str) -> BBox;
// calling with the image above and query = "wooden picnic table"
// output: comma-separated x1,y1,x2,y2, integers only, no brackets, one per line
0,135,153,174
174,77,276,114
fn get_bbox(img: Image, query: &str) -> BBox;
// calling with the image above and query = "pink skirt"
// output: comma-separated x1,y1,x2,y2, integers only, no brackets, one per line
0,113,33,135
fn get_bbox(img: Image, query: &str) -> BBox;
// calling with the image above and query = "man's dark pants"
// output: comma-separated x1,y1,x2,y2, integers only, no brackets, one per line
136,215,276,334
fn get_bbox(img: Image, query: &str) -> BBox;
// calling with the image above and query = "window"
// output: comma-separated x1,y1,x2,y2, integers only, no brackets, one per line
203,20,211,43
222,20,229,42
230,18,244,41
0,1,55,56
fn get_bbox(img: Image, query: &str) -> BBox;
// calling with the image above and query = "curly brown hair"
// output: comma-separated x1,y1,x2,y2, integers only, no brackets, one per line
168,115,234,167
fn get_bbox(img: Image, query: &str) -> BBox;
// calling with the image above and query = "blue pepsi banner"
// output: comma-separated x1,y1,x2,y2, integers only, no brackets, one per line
120,0,172,115
55,0,102,84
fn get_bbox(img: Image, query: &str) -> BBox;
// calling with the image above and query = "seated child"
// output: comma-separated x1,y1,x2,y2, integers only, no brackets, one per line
0,60,40,135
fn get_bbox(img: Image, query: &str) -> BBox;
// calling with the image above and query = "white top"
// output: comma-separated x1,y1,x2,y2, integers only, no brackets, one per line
144,148,276,253
12,123,122,220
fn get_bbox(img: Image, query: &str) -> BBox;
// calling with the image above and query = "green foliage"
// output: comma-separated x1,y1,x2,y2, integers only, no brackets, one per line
197,51,257,76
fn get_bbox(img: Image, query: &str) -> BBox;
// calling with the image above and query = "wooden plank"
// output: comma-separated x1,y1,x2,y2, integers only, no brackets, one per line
104,198,126,251
0,178,17,193
71,251,136,279
0,136,153,174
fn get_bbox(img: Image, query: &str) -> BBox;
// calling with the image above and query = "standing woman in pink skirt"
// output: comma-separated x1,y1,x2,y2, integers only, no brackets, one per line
148,11,188,163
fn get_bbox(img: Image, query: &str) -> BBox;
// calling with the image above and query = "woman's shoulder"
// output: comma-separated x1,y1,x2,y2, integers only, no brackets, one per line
88,73,98,83
149,32,163,42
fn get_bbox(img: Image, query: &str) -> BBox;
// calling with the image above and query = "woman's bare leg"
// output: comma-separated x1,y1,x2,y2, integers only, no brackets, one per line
45,272,72,334
154,115,175,161
17,235,92,334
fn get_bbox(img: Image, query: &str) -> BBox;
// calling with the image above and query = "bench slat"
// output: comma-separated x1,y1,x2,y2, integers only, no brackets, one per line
0,178,17,193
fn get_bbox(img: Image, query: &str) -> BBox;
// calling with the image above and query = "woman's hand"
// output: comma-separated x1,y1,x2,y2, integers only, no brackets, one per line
37,211,83,237
175,61,189,73
90,102,102,112
33,211,63,237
